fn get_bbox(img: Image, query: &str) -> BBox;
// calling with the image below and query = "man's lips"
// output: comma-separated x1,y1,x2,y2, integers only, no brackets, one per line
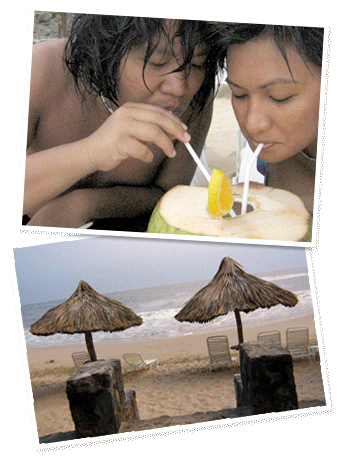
165,102,189,117
166,107,184,118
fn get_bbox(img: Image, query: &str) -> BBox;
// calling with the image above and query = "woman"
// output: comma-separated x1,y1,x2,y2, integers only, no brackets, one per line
217,24,323,214
24,15,221,229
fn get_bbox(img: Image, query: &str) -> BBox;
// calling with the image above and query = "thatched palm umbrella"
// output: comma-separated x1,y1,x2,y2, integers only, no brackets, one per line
30,280,143,361
175,257,298,345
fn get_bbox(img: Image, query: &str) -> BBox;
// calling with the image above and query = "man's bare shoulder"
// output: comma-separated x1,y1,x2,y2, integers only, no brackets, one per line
30,39,69,99
27,39,73,149
32,39,66,65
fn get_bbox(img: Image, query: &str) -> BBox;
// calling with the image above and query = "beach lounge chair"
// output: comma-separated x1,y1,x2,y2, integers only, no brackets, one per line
206,335,233,371
257,330,282,346
232,132,266,185
286,326,312,361
72,351,90,368
123,353,158,372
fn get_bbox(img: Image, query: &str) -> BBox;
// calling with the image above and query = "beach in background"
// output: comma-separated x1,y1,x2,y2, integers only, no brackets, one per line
205,83,239,179
21,265,326,439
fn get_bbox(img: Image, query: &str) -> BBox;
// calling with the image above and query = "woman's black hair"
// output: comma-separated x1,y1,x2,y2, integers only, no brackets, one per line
214,23,324,72
64,14,222,118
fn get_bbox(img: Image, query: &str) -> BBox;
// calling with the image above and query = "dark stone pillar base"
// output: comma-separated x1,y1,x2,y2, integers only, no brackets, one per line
66,359,125,438
235,342,298,415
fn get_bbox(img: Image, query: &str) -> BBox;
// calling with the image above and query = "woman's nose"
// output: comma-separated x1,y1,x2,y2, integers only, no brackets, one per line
243,99,271,135
160,70,188,97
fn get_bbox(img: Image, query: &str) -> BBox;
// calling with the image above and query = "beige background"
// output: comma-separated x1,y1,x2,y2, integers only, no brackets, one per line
1,0,345,465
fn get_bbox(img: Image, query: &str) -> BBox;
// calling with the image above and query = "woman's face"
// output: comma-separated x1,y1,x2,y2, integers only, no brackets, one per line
226,37,321,162
117,21,207,119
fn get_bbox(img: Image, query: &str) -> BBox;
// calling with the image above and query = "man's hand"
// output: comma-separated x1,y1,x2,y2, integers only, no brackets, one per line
84,102,191,172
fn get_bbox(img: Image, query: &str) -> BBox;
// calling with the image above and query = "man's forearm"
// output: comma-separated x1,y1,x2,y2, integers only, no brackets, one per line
83,185,166,221
24,140,94,216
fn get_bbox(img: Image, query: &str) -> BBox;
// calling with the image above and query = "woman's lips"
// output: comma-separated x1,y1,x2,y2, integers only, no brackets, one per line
249,139,277,151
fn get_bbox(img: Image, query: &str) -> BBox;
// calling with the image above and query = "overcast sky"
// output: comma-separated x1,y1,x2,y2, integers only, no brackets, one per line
13,236,308,305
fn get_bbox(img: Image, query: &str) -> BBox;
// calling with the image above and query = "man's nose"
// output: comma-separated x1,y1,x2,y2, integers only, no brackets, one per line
160,70,188,97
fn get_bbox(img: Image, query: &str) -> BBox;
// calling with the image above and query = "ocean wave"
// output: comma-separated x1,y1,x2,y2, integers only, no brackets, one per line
24,289,312,348
265,271,308,282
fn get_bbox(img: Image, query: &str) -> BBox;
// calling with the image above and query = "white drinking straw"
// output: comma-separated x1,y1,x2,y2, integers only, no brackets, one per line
241,143,264,215
184,142,236,218
184,142,211,183
79,222,94,229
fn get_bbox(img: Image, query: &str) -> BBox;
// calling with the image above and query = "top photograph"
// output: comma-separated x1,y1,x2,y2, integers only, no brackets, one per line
22,12,325,245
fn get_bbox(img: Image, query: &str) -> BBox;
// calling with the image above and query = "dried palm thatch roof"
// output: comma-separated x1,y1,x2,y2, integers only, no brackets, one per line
175,257,298,344
30,280,143,334
30,280,143,360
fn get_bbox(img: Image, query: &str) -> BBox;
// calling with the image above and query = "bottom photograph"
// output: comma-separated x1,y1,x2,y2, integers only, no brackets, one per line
12,236,326,445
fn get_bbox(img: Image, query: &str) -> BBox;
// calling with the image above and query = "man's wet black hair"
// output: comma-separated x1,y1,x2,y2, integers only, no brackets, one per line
214,23,324,73
64,14,221,118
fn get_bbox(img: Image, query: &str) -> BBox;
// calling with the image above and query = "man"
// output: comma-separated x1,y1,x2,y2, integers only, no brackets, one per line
24,14,220,230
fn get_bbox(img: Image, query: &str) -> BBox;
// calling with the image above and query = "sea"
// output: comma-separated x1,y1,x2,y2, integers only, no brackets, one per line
20,267,314,349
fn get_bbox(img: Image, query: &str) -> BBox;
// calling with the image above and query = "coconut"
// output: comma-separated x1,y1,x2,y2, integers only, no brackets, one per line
147,184,311,242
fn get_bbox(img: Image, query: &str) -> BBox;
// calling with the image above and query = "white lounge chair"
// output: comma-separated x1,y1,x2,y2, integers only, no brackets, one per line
257,330,282,346
72,351,90,368
207,335,234,371
286,327,312,361
232,132,266,185
123,353,158,372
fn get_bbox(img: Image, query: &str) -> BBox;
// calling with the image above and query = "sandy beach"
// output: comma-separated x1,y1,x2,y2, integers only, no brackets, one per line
27,312,325,439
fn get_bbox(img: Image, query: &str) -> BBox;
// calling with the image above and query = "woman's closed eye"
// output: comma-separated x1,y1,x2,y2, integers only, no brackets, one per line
232,93,295,103
269,95,295,103
232,93,247,100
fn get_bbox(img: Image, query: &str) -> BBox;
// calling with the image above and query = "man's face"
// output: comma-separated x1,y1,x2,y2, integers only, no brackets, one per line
117,22,208,118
